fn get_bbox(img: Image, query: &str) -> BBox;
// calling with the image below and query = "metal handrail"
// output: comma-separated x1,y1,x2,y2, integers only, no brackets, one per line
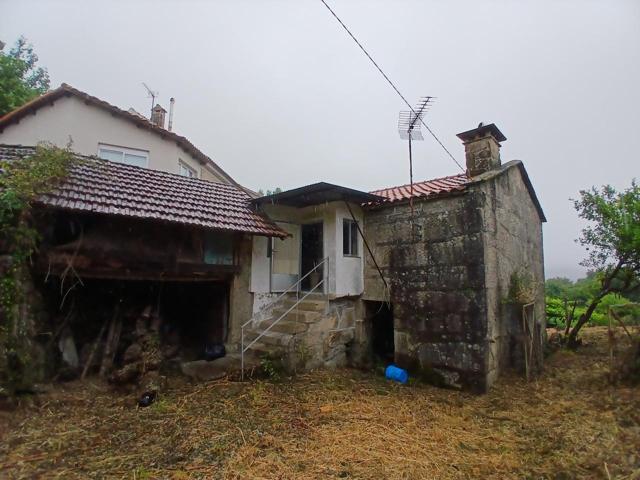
241,256,329,380
240,256,329,330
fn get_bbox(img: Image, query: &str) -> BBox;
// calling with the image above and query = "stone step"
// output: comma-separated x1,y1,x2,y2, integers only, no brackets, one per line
245,341,272,357
256,318,308,335
181,353,259,381
272,307,321,324
245,329,293,347
281,298,327,312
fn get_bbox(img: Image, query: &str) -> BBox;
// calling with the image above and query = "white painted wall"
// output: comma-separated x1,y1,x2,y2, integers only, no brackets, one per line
249,200,364,307
334,203,364,297
0,95,227,183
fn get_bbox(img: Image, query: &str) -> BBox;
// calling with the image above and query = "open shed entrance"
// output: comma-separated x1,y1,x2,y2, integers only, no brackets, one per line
365,301,395,363
43,278,231,380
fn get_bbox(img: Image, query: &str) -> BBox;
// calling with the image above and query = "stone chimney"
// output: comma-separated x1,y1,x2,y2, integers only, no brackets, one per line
150,104,167,129
456,123,507,177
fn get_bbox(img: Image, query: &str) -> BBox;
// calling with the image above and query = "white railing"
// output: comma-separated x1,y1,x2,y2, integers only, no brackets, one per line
241,257,328,380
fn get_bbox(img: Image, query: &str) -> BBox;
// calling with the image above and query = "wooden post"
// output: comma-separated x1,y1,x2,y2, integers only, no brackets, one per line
81,317,109,380
100,302,122,377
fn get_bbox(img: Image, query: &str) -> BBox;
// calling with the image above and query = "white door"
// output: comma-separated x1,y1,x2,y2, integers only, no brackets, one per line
271,222,301,292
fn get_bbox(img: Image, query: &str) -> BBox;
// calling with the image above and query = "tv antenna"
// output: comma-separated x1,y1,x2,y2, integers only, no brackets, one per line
142,82,159,113
398,96,433,216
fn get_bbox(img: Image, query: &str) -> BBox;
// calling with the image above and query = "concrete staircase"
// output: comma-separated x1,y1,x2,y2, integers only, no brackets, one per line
243,293,328,368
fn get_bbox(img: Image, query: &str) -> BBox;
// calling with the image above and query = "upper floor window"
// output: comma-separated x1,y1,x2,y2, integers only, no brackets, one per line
98,144,148,168
178,160,198,178
343,219,359,256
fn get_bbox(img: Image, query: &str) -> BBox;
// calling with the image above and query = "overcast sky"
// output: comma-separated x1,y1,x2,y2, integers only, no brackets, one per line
2,0,639,279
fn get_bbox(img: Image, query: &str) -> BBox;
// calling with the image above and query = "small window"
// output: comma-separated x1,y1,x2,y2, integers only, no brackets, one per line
98,144,148,168
343,219,358,256
204,232,234,265
178,160,198,178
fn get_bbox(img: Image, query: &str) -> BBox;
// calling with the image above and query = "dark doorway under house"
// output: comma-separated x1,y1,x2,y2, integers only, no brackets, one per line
300,222,324,291
365,301,395,364
158,282,229,360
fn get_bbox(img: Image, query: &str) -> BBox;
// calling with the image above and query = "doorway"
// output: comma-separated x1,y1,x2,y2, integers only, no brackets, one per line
300,222,324,291
366,301,395,363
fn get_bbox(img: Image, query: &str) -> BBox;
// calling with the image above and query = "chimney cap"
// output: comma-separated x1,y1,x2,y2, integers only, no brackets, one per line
456,123,506,143
152,104,167,113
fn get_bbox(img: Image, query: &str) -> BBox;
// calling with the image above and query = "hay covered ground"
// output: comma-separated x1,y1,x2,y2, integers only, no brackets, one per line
1,327,638,479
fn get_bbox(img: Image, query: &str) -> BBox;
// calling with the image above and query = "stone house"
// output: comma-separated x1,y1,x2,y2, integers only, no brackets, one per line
361,124,546,392
248,124,546,392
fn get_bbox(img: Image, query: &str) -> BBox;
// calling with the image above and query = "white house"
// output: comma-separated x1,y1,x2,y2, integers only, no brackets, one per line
0,83,237,185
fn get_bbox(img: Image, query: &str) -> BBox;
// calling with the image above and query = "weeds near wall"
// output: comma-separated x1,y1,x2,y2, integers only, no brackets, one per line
259,355,283,381
0,143,75,395
505,269,538,306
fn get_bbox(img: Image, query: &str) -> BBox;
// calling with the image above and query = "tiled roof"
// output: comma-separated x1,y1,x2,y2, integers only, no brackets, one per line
370,173,469,203
0,145,285,237
0,83,241,189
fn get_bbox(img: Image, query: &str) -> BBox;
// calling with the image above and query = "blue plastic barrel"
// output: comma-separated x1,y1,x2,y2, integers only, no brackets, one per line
385,365,409,384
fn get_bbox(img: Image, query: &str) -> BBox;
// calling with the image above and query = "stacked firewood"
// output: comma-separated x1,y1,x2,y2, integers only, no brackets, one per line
76,303,182,397
108,305,168,395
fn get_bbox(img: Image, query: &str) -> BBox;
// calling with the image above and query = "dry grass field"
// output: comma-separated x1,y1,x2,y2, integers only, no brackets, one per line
1,327,638,479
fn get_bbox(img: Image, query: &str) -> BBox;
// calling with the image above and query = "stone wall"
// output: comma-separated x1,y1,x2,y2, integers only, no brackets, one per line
227,235,254,350
291,299,357,371
478,163,546,385
0,257,49,397
363,191,490,392
362,162,545,392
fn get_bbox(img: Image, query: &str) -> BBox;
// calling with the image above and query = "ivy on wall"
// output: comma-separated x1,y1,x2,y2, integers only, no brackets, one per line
0,144,75,395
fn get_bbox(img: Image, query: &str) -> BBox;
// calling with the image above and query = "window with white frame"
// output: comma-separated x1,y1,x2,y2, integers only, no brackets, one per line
98,144,148,168
343,219,359,256
178,160,198,178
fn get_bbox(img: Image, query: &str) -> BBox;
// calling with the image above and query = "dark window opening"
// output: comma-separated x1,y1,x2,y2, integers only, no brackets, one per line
366,301,394,363
204,232,234,265
343,219,358,256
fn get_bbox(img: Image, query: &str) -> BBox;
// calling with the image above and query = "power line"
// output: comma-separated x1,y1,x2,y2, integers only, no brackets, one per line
318,0,465,172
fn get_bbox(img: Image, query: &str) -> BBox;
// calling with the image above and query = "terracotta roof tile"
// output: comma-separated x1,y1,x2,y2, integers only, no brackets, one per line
370,173,469,204
0,145,285,237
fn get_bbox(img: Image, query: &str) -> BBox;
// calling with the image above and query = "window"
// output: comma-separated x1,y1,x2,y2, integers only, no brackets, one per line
343,219,359,256
204,232,234,265
178,160,198,178
98,144,148,168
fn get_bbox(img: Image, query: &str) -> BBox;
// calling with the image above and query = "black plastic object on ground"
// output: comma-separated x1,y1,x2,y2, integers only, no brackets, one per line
204,343,226,361
137,391,156,408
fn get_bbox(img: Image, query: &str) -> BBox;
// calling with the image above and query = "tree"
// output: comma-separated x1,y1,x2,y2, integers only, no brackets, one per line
566,180,640,347
545,277,573,298
0,37,50,117
257,187,283,196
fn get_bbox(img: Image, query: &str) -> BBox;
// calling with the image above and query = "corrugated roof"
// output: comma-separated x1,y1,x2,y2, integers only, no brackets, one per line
0,145,286,237
370,173,469,204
